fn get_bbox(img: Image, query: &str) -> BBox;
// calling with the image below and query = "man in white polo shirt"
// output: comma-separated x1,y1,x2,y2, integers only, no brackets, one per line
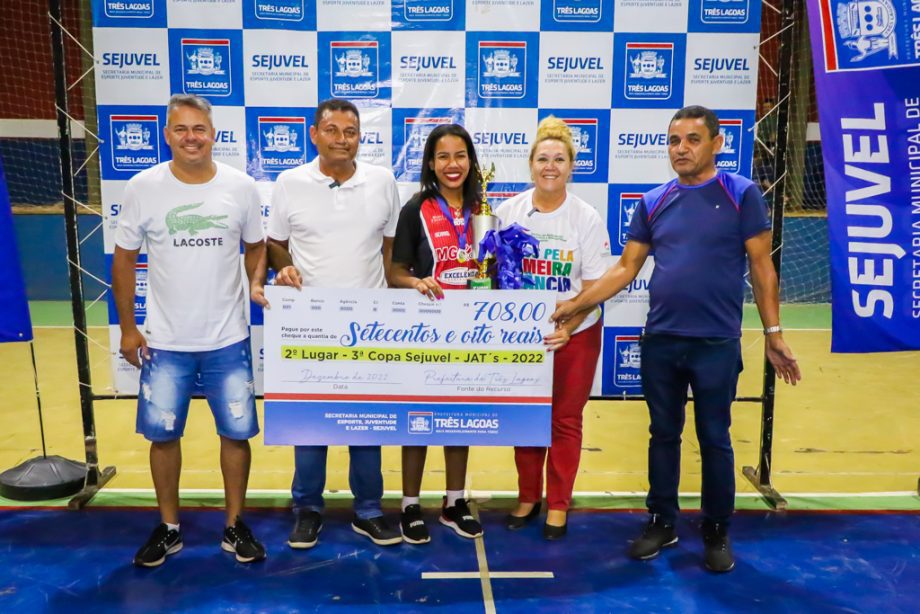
267,99,402,548
112,94,268,567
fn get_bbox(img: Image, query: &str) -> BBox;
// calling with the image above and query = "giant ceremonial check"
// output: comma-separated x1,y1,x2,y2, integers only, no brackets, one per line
262,286,556,446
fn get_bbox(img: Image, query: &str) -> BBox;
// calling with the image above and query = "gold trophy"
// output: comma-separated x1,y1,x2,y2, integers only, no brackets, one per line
469,163,497,289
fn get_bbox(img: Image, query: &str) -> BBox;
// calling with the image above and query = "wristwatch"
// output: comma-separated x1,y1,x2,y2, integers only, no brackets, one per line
763,325,783,335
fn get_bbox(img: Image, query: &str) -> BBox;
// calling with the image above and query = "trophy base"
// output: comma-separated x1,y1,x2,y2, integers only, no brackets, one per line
468,277,492,290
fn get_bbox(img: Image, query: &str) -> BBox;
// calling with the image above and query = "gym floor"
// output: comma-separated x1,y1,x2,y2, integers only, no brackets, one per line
0,302,918,612
1,507,917,612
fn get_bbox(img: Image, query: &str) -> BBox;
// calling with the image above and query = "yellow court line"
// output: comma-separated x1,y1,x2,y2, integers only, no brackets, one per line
474,531,496,614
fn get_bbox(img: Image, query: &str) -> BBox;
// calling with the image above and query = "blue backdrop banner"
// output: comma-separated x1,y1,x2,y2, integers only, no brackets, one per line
0,156,33,343
90,0,762,393
807,0,920,352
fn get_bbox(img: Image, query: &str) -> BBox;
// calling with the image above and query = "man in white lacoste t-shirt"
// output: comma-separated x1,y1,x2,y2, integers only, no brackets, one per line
267,98,402,549
112,94,268,568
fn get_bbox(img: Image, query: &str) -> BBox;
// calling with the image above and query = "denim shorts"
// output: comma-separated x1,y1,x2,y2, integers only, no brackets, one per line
136,338,259,442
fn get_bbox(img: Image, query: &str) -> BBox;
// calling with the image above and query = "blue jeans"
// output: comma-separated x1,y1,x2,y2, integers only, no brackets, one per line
291,445,383,519
136,338,258,442
640,334,743,525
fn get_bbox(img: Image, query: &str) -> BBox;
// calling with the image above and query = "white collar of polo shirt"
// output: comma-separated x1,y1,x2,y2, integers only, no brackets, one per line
306,157,366,190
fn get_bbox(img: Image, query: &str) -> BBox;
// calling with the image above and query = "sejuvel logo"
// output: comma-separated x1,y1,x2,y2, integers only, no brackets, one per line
252,54,309,70
834,0,897,63
478,42,526,99
215,130,238,143
182,39,232,97
105,1,154,18
331,41,379,98
546,56,605,72
618,132,668,148
408,412,433,434
405,0,453,21
473,132,529,146
134,262,147,320
255,0,304,22
618,193,642,247
111,115,159,172
701,0,750,25
486,190,519,209
716,119,742,173
102,52,161,68
562,118,597,175
400,55,457,72
693,57,750,72
553,0,602,23
625,43,673,100
258,116,306,172
614,335,642,388
405,117,450,172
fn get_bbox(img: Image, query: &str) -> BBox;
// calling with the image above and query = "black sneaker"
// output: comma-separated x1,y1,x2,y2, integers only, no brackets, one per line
221,517,267,563
439,498,484,539
702,521,735,573
133,523,182,568
352,515,403,546
288,509,323,549
627,514,678,560
400,504,431,545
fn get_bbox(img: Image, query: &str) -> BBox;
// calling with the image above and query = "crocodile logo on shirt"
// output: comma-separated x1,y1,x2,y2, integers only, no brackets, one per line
165,202,228,235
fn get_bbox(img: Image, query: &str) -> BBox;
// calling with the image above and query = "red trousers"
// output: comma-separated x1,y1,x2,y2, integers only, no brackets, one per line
514,320,602,511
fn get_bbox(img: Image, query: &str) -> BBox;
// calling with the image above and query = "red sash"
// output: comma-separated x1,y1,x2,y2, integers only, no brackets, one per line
419,197,478,290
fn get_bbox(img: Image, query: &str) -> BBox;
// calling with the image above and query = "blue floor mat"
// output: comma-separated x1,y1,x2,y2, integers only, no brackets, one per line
0,508,917,613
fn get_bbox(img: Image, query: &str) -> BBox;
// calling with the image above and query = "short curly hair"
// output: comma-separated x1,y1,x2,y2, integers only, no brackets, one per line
529,116,576,163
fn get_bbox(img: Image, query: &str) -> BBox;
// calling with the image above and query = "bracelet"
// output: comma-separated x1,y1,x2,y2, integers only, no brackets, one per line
764,325,783,335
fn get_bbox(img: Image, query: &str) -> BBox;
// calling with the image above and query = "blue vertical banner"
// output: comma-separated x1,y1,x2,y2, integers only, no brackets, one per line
807,0,920,352
0,156,33,342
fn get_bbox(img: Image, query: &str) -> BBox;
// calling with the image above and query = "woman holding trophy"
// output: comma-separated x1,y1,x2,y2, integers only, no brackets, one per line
388,124,485,544
499,117,612,540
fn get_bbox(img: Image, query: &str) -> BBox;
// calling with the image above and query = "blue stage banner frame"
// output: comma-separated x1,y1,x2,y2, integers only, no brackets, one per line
807,0,920,352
